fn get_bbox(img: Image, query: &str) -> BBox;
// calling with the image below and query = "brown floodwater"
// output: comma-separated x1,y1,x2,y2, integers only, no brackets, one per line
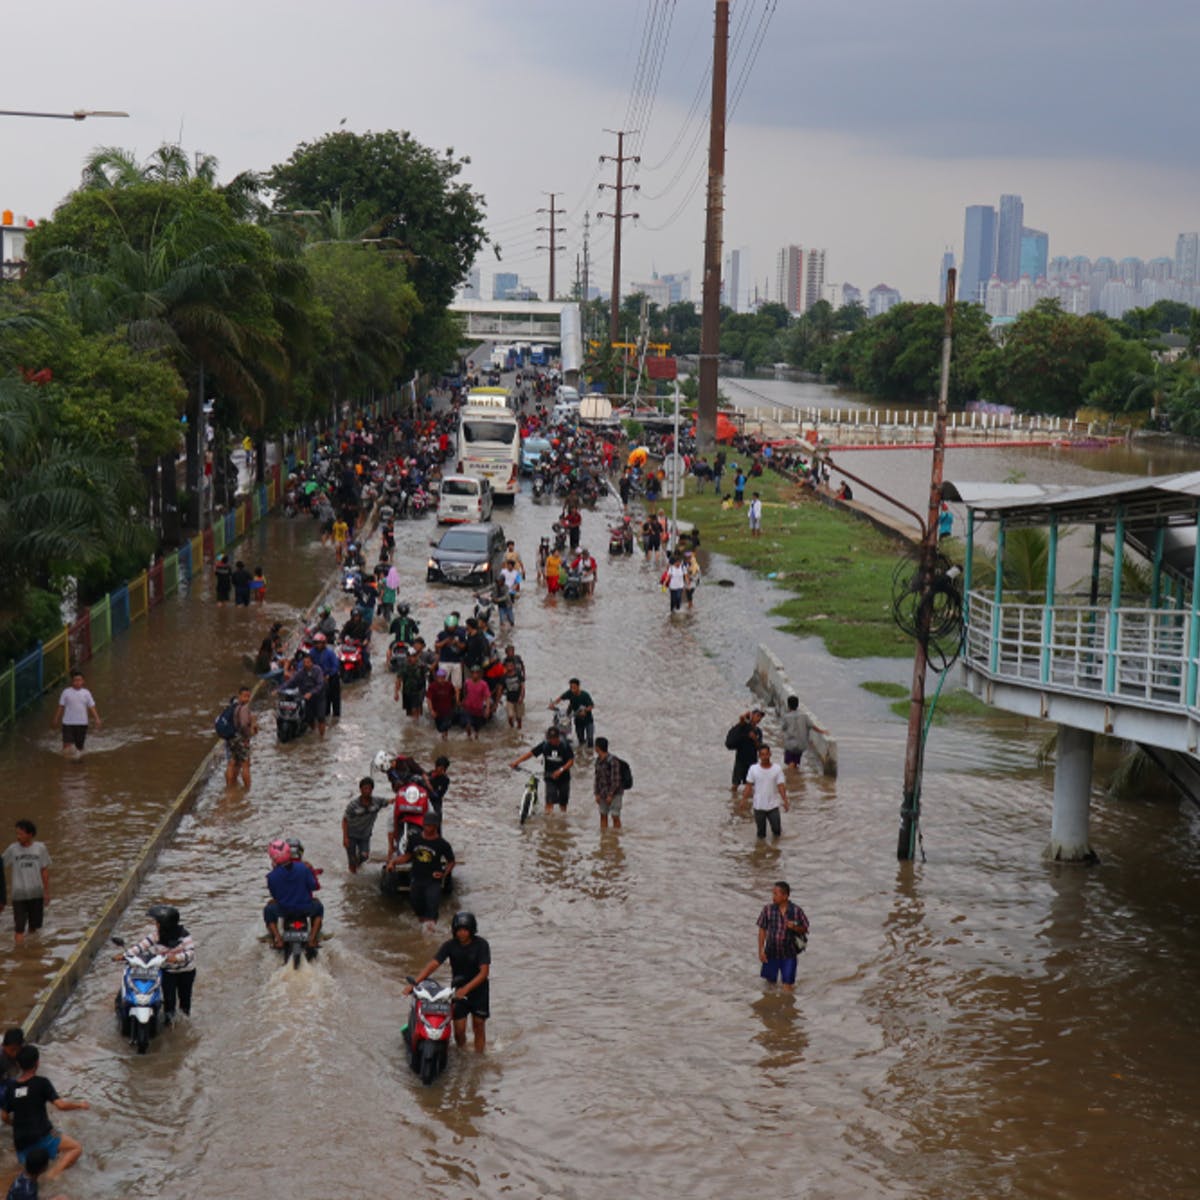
3,431,1199,1199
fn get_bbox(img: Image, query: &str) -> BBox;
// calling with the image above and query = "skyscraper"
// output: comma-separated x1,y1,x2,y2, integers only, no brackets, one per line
960,205,996,304
803,249,826,312
995,194,1024,282
1019,228,1049,281
725,248,752,313
492,272,518,300
775,245,804,314
1175,233,1199,284
938,249,956,303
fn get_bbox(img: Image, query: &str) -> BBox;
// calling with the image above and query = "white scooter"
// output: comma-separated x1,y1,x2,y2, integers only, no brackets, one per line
112,937,167,1054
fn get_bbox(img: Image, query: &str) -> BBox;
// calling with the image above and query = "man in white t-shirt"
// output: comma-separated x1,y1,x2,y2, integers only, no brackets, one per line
742,743,788,839
53,671,101,758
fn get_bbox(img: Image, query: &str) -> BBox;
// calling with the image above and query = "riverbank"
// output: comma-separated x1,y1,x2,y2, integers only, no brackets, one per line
677,473,913,658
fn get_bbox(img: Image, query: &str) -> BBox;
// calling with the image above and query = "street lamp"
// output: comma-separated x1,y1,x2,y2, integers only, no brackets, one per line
0,109,129,120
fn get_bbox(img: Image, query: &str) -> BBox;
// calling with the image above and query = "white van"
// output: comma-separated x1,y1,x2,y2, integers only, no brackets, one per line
437,474,494,525
555,385,580,404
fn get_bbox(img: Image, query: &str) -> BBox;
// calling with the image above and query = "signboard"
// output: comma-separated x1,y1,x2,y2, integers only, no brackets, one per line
645,355,678,381
662,453,685,498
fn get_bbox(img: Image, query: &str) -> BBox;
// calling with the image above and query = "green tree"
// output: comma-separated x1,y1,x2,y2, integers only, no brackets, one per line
977,300,1114,415
266,130,487,370
1082,338,1156,411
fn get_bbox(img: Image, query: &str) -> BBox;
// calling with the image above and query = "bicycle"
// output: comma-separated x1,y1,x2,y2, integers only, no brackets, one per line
513,766,540,825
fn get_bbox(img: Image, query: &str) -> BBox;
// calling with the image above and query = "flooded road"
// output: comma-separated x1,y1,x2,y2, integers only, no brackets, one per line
13,434,1200,1198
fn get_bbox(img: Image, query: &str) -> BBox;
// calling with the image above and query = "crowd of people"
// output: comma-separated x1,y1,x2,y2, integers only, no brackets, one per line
4,368,830,1188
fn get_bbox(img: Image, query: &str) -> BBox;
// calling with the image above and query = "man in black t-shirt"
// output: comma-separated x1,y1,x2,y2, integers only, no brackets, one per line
385,818,455,931
510,726,575,810
405,911,491,1052
1,1044,89,1171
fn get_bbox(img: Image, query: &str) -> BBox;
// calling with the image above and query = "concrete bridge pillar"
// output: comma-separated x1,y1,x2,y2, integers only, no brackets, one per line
1047,724,1098,863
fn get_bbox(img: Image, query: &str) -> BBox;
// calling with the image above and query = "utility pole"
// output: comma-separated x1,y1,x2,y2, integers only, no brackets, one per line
536,191,566,300
898,268,957,861
598,130,640,346
697,0,729,450
582,210,592,339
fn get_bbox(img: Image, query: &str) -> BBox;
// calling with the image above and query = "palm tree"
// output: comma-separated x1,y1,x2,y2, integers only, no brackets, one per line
46,208,284,528
0,377,151,616
80,144,220,190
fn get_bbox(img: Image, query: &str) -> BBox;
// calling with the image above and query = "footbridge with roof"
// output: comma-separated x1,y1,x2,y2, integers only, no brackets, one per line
449,299,582,376
946,471,1200,860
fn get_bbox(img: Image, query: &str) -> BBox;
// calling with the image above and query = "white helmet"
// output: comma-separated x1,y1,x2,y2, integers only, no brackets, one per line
405,785,422,804
372,750,392,773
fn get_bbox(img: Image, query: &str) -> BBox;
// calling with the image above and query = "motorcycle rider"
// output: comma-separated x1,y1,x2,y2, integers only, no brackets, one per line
340,608,372,672
263,840,323,956
315,605,338,640
284,652,327,738
404,911,491,1052
311,632,342,721
386,815,455,932
113,904,196,1024
389,602,420,646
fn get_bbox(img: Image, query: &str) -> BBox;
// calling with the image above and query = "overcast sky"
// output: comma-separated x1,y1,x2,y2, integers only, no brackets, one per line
6,0,1199,303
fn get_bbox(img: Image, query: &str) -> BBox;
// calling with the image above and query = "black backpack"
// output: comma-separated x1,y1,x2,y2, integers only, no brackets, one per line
214,697,238,740
617,756,633,792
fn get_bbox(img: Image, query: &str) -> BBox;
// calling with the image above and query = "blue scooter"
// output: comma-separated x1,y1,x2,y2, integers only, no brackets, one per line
112,936,166,1054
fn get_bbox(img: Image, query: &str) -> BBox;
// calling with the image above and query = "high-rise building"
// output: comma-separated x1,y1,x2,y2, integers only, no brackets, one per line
995,194,1024,282
1119,257,1144,287
724,248,752,313
1175,233,1199,284
629,277,672,308
492,272,519,300
1019,228,1049,281
1146,257,1174,282
938,249,956,303
803,249,826,312
868,284,901,317
775,245,804,314
960,205,997,304
842,283,862,308
659,271,691,304
1048,256,1071,282
1068,255,1092,278
460,265,481,300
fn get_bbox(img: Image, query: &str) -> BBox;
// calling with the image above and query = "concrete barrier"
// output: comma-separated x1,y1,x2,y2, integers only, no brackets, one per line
748,644,838,777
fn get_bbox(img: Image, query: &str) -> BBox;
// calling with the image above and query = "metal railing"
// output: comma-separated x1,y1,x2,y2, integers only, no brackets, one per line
966,591,1192,712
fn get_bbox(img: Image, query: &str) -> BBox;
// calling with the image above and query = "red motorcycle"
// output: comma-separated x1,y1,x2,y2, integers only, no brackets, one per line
404,976,454,1084
338,637,370,680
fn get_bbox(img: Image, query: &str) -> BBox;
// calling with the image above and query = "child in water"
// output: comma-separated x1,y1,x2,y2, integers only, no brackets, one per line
250,567,266,605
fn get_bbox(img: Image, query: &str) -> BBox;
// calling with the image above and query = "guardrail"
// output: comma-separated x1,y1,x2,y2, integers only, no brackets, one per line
749,644,838,776
0,443,316,731
965,591,1192,712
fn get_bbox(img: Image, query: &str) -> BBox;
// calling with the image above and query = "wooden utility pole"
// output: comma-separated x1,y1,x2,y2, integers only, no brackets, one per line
599,130,640,345
582,210,591,311
697,0,730,449
536,191,566,301
898,268,957,861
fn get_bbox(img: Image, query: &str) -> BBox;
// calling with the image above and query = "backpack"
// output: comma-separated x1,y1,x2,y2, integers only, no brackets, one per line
617,756,633,792
215,697,239,740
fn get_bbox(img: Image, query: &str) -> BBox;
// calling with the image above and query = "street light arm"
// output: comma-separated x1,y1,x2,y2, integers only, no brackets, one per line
0,109,128,120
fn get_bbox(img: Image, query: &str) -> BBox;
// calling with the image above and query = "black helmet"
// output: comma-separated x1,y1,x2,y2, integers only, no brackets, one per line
451,911,477,935
147,904,179,931
287,837,305,859
397,602,410,616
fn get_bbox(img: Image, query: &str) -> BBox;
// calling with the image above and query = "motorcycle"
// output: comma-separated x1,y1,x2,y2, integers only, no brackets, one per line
339,637,371,681
531,472,546,501
562,568,585,601
387,639,410,672
403,975,454,1085
279,913,316,970
608,524,633,556
551,523,567,554
112,937,166,1054
342,567,363,596
276,685,307,743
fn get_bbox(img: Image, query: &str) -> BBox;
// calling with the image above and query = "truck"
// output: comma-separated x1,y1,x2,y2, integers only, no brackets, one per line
490,344,513,371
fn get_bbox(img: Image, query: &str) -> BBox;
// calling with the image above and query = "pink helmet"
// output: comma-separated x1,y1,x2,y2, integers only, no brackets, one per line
268,839,292,866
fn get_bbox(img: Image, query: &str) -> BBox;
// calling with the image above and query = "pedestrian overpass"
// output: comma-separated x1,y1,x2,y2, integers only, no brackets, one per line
947,472,1200,861
449,299,582,375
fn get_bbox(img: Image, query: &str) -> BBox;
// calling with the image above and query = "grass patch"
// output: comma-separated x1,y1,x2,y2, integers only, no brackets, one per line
678,473,914,658
887,688,993,723
861,680,908,698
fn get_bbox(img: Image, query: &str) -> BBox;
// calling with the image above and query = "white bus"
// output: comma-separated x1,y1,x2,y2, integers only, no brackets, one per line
457,396,521,501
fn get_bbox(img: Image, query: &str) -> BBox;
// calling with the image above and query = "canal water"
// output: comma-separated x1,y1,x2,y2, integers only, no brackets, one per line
8,393,1200,1198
